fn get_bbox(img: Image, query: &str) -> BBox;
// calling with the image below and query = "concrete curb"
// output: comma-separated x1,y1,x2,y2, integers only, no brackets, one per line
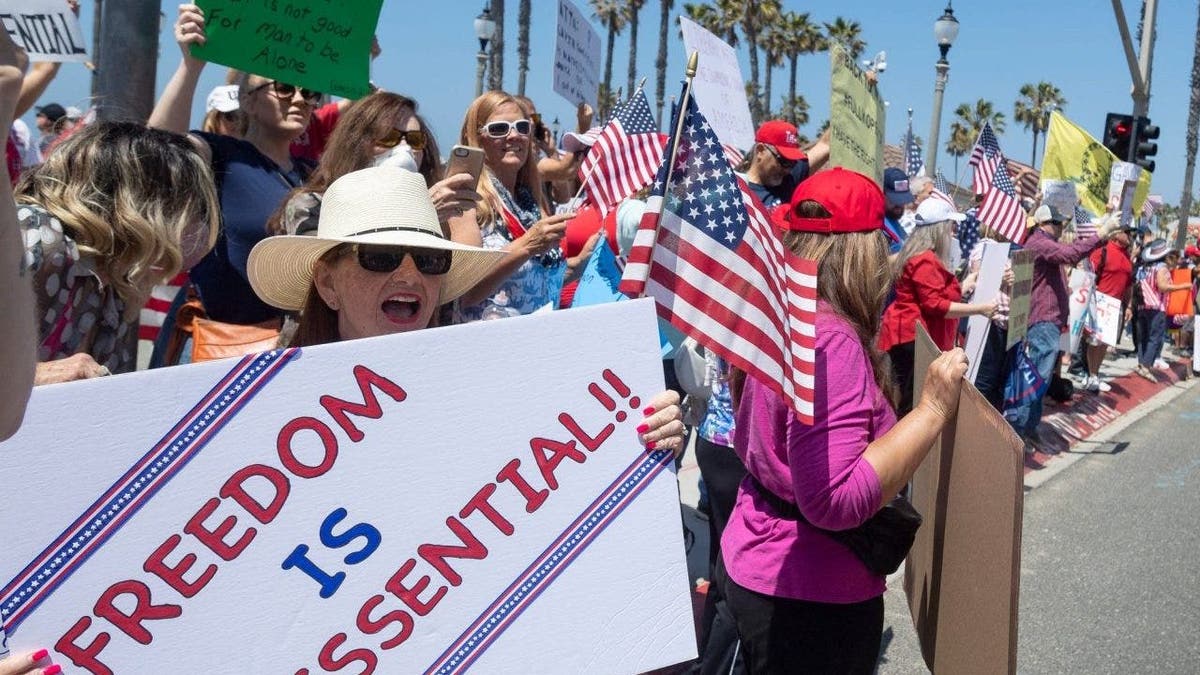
1023,376,1197,490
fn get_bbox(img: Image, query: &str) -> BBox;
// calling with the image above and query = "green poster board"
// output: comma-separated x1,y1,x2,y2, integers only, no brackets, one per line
191,0,383,99
829,42,885,184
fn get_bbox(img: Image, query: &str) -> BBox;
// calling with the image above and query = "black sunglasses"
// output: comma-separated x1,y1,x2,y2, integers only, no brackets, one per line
764,145,797,168
249,80,322,104
377,128,427,150
355,245,452,276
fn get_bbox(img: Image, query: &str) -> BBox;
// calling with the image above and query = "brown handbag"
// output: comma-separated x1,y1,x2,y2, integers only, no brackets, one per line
162,285,281,364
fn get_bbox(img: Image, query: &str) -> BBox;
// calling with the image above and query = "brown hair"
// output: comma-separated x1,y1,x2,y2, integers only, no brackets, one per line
458,91,548,224
731,200,896,409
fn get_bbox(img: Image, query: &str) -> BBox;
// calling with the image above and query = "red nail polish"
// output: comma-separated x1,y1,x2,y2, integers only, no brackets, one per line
645,440,657,450
643,406,656,415
636,423,649,433
31,650,49,662
43,665,63,675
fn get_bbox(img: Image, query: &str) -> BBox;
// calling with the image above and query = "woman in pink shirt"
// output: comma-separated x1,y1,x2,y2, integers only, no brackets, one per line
719,169,968,673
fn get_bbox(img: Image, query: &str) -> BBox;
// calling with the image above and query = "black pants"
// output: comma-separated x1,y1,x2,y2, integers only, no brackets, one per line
717,559,883,674
693,438,749,674
974,324,1012,412
888,341,916,416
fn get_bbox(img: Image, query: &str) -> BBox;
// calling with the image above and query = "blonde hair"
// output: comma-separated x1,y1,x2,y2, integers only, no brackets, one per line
892,221,953,279
16,122,220,318
458,91,548,224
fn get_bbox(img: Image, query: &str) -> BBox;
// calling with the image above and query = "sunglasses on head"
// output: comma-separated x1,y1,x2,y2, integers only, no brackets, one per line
355,245,452,276
480,119,532,138
377,128,427,150
249,80,322,104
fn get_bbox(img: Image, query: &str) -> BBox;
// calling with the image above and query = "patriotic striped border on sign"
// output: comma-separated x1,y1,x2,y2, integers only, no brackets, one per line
0,349,299,635
424,447,675,674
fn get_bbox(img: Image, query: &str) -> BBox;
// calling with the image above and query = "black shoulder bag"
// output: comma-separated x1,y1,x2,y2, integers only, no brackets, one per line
748,475,922,576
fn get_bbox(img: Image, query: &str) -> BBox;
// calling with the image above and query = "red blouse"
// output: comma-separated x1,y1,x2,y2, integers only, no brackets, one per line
879,250,962,352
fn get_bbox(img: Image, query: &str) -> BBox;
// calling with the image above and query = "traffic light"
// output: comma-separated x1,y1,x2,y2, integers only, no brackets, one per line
1133,116,1159,172
1102,113,1134,161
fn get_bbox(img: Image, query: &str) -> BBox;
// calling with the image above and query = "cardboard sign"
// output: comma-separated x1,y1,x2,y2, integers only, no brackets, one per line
0,0,87,62
678,15,754,153
965,241,1011,383
190,0,382,99
1041,180,1079,221
829,42,885,183
0,300,696,673
1067,267,1097,355
552,0,601,108
1006,250,1034,349
1092,291,1123,347
907,327,1024,675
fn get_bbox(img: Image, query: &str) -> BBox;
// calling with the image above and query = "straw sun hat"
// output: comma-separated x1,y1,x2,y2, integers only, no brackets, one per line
248,166,505,311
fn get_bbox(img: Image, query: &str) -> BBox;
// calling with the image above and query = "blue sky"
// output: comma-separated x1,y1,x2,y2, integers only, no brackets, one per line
22,1,1199,205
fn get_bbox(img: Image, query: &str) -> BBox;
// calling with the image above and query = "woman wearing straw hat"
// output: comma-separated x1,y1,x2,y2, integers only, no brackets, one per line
247,166,685,449
1133,240,1189,381
719,168,969,673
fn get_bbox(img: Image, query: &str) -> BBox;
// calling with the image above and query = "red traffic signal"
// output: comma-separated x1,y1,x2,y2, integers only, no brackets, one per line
1103,113,1134,161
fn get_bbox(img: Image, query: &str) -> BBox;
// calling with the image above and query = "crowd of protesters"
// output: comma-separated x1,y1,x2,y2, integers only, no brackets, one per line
2,5,1199,674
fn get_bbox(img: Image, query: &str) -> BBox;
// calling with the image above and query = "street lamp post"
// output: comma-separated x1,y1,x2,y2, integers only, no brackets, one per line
474,7,497,98
551,117,561,145
926,3,959,175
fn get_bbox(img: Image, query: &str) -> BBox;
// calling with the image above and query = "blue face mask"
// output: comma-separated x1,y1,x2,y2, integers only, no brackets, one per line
372,144,418,172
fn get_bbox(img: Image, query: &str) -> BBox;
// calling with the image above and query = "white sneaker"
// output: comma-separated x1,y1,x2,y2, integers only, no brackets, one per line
1093,377,1112,393
1153,359,1171,371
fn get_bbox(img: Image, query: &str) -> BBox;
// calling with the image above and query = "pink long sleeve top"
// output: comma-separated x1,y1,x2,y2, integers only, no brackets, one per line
721,307,897,604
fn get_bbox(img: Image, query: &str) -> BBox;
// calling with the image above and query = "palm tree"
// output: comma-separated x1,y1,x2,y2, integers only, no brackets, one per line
949,99,1005,186
760,15,788,119
682,2,738,46
592,0,628,119
489,0,505,91
780,11,825,128
625,1,646,97
945,120,975,184
824,17,865,61
654,0,674,127
779,94,809,128
740,0,781,124
516,0,531,95
1013,82,1067,166
1175,1,1200,249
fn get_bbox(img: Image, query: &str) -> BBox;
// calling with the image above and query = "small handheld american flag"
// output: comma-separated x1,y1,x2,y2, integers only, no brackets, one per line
580,90,667,215
969,123,1028,244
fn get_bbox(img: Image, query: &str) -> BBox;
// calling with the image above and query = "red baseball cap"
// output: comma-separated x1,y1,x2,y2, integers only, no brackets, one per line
1185,244,1200,258
782,168,885,234
755,120,805,161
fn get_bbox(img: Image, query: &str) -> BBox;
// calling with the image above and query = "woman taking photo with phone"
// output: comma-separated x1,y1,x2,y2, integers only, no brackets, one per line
448,92,596,321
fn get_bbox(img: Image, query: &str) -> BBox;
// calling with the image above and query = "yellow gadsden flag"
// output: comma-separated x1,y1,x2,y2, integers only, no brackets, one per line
1041,111,1150,216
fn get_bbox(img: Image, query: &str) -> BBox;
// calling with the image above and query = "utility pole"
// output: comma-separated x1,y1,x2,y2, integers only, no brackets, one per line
1111,0,1158,117
89,0,103,99
94,0,159,122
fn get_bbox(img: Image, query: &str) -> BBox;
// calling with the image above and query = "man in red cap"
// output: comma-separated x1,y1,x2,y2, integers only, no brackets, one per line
739,120,828,208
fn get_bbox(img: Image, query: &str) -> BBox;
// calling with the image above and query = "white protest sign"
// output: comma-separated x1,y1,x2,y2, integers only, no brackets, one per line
1108,161,1142,228
1067,267,1096,354
1092,291,1123,347
965,241,1010,383
0,300,696,673
552,0,601,108
679,15,754,153
0,0,87,62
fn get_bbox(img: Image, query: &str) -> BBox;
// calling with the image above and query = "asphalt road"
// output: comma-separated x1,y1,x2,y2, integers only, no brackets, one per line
877,383,1200,674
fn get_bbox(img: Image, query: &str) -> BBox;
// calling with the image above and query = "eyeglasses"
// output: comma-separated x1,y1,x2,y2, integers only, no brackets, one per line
355,245,452,276
764,145,797,169
480,119,532,138
377,128,427,151
248,81,322,104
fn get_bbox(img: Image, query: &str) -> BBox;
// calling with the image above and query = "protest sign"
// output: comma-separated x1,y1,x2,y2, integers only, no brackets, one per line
1042,111,1150,218
965,241,1011,383
190,0,382,99
1092,291,1123,347
0,0,87,62
1006,250,1034,349
1067,267,1097,355
678,15,754,152
1107,161,1141,228
552,0,601,108
907,327,1024,675
1041,180,1079,220
829,42,885,183
0,300,696,673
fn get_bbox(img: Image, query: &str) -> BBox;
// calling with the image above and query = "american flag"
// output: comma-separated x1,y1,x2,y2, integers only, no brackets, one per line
934,169,950,195
722,143,746,168
904,125,924,177
619,90,817,422
139,272,188,342
580,91,666,215
1074,205,1097,238
959,208,982,262
970,123,1028,244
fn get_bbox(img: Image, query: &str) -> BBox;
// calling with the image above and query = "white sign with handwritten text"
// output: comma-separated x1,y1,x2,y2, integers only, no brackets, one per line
679,15,754,153
553,0,601,108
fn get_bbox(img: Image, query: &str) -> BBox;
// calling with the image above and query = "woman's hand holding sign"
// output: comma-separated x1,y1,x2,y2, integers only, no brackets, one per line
637,390,685,459
0,649,58,675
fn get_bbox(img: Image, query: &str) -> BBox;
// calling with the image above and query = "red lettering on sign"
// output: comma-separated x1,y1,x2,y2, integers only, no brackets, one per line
418,517,488,586
317,632,376,673
385,559,447,616
143,534,216,598
278,416,340,479
356,594,415,650
459,483,515,536
185,498,254,561
221,463,290,524
530,437,586,490
55,617,113,675
319,366,407,442
93,580,182,645
495,458,549,512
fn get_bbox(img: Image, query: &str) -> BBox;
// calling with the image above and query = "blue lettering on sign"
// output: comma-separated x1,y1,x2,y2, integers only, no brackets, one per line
282,507,383,598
